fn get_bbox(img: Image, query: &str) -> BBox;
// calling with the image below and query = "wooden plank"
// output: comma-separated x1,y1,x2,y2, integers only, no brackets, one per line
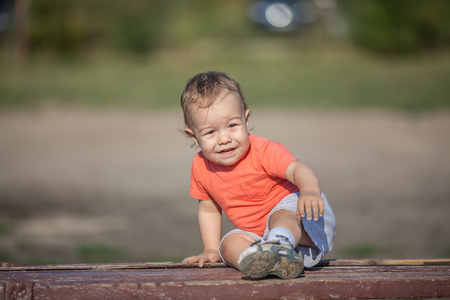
0,260,449,299
1,258,449,271
0,262,226,271
4,280,33,300
3,265,448,283
0,282,4,300
318,258,450,266
29,276,449,300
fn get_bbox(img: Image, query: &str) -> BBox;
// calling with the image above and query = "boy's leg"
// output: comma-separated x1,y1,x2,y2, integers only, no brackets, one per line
268,210,313,247
220,233,257,269
237,210,307,279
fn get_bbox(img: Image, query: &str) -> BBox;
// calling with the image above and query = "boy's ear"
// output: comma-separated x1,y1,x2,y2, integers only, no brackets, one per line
245,109,251,125
184,128,200,147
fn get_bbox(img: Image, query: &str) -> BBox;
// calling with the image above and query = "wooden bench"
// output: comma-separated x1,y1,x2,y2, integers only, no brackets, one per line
1,259,449,299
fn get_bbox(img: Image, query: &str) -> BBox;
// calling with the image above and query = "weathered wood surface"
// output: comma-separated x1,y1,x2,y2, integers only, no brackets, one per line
1,259,449,299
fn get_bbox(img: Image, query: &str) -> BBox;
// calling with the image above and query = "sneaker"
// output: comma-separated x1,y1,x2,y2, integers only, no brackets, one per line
237,241,304,279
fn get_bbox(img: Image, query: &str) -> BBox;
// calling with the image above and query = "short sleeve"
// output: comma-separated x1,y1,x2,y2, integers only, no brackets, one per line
260,141,298,179
189,154,212,200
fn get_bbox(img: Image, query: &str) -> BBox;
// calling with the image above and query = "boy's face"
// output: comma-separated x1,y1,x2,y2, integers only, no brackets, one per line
185,92,250,166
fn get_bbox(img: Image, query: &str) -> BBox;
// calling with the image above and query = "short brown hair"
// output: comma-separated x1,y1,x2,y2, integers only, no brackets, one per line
180,71,248,129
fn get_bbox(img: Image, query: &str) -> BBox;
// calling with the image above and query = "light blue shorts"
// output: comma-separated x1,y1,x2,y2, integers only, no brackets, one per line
219,193,336,268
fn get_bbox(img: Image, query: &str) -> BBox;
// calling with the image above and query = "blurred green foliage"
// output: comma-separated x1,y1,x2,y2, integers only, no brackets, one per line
22,0,256,56
7,0,444,55
1,0,449,111
29,0,162,55
1,50,449,111
341,0,450,54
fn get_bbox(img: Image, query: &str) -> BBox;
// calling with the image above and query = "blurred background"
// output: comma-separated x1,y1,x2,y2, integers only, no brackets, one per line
0,0,449,265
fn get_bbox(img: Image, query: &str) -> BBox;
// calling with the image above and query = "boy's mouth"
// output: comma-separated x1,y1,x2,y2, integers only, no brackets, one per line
219,148,235,155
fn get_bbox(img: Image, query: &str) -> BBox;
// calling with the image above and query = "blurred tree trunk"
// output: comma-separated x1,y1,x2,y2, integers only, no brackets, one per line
15,0,31,60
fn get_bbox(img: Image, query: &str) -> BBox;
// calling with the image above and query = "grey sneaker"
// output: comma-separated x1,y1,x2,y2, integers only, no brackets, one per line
237,241,304,279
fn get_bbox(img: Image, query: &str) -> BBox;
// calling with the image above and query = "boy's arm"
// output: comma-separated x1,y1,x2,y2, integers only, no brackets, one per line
182,199,222,267
285,160,324,221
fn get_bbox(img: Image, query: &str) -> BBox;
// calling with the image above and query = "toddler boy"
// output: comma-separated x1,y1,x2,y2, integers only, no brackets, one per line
181,71,335,279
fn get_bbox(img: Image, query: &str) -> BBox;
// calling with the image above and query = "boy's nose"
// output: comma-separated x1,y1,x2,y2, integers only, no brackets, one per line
217,131,231,144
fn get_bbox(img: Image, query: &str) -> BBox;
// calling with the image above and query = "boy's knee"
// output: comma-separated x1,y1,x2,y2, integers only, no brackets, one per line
220,233,257,267
221,233,255,251
269,209,298,227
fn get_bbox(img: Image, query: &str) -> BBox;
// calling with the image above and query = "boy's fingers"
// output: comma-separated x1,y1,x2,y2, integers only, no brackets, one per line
198,253,216,268
312,202,319,221
183,251,222,268
319,200,325,217
299,194,325,221
198,257,205,268
182,256,196,264
304,199,312,220
297,199,305,218
313,196,324,220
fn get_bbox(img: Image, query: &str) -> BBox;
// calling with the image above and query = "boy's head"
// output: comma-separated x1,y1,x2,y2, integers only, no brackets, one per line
181,71,248,130
181,72,251,166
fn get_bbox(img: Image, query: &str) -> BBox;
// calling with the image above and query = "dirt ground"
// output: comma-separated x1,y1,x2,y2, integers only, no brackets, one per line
0,106,449,264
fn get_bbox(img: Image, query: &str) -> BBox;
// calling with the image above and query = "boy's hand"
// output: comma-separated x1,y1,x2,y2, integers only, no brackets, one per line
182,249,221,268
297,192,324,221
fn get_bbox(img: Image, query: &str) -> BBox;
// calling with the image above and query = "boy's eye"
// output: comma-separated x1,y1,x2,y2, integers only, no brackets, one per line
206,130,215,135
229,124,237,128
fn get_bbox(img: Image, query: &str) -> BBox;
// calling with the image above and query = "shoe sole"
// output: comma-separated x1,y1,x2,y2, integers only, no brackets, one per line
238,247,303,279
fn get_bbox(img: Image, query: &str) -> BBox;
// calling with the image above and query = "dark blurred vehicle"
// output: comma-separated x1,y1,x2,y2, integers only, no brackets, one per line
247,0,316,32
248,0,347,37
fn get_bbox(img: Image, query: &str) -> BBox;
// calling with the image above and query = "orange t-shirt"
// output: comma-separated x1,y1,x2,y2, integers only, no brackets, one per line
190,134,299,236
